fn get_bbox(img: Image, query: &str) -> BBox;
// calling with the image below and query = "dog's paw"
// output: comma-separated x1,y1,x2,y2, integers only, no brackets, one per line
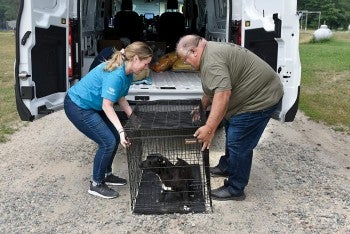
161,183,172,191
183,205,191,211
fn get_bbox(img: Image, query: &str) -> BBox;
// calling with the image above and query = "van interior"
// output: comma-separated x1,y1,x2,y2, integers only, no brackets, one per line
77,0,284,78
79,0,211,72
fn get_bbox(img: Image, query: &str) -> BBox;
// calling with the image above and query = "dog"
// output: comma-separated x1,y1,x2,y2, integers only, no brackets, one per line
139,153,194,202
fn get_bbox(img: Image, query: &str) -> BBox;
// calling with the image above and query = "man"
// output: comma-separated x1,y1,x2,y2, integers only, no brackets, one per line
176,35,283,201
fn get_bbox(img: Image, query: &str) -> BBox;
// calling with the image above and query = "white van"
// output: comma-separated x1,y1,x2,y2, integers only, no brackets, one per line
14,0,301,122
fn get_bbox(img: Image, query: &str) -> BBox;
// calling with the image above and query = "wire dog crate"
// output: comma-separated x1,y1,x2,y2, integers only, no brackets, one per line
125,100,212,214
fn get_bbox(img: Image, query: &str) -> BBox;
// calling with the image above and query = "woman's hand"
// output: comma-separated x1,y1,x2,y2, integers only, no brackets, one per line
118,130,131,148
102,99,131,148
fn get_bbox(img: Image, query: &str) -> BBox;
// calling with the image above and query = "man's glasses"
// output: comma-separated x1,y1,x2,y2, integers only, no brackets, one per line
183,36,201,64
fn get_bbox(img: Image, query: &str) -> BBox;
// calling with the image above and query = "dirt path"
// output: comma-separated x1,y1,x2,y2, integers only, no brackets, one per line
0,110,349,233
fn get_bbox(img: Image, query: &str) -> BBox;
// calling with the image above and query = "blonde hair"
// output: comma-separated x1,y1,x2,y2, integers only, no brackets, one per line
104,41,153,72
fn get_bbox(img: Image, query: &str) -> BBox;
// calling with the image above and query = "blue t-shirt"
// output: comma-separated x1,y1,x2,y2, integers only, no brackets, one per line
68,62,133,110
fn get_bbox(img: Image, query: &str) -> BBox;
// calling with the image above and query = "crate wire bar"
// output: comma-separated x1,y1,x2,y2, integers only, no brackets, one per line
125,99,212,214
127,99,206,130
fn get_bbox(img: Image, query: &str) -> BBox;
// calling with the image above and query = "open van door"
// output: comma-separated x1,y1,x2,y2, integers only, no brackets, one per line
14,0,79,121
206,0,301,122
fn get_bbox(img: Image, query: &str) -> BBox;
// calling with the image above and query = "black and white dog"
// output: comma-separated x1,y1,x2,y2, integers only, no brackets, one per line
140,153,194,202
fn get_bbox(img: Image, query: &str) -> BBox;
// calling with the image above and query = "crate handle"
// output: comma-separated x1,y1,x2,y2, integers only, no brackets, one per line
185,138,198,144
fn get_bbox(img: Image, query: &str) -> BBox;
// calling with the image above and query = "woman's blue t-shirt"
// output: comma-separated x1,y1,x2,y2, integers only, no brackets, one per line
68,62,133,110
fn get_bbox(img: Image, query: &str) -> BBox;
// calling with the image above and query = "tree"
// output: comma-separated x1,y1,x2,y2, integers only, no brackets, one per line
298,0,350,29
335,0,350,29
0,0,19,29
0,0,19,19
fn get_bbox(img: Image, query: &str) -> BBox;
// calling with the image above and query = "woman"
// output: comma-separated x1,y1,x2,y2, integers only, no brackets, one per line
64,41,153,199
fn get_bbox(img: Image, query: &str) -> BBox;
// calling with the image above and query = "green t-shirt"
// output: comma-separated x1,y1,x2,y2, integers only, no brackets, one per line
199,42,283,119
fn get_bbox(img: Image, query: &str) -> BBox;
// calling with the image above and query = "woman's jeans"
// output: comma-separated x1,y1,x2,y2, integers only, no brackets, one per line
217,103,278,195
64,95,120,183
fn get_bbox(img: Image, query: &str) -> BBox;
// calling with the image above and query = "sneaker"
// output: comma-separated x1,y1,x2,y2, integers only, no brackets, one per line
88,182,119,199
105,174,127,186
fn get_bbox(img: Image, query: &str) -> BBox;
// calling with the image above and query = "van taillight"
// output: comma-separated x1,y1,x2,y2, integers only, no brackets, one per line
230,20,242,45
237,21,242,46
68,20,73,78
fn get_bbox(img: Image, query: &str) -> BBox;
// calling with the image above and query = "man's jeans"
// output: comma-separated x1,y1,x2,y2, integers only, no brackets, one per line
217,103,278,195
64,95,119,183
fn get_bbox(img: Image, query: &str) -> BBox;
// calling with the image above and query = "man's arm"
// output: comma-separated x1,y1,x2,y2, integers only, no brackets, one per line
201,94,211,111
195,90,231,150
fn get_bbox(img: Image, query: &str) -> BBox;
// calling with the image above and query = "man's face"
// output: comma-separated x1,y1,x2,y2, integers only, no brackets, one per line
181,49,200,70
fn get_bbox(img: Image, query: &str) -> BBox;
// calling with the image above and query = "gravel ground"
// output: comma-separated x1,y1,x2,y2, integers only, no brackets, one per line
0,110,349,233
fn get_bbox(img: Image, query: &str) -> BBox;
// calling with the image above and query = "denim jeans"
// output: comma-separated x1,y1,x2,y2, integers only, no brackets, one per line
64,94,120,183
217,103,279,195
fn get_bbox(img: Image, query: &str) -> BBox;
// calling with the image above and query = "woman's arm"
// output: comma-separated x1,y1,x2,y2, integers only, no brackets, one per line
118,97,133,118
102,98,129,147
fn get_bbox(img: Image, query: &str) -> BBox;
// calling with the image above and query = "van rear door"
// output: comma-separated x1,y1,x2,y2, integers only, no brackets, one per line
15,0,71,121
240,0,301,122
206,0,301,122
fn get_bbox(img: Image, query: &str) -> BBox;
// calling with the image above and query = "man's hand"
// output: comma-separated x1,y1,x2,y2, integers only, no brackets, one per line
193,125,215,151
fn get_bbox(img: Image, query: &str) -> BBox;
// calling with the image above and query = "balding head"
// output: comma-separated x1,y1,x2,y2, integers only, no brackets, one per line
176,35,202,55
176,34,207,70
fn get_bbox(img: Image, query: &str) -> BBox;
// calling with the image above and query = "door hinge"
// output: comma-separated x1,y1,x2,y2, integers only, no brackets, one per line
18,71,31,80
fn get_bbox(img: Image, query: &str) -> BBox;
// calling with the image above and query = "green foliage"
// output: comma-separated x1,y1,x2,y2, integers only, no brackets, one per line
298,0,350,29
0,0,20,22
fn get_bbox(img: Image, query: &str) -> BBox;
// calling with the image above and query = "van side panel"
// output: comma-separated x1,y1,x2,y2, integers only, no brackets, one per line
32,26,66,98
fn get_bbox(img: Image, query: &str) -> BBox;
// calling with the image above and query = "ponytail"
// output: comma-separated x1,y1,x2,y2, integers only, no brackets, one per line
104,41,153,72
103,49,125,71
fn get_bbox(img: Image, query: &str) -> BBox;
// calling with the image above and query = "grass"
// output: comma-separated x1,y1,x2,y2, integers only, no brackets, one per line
0,30,349,142
299,31,350,133
0,31,23,143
